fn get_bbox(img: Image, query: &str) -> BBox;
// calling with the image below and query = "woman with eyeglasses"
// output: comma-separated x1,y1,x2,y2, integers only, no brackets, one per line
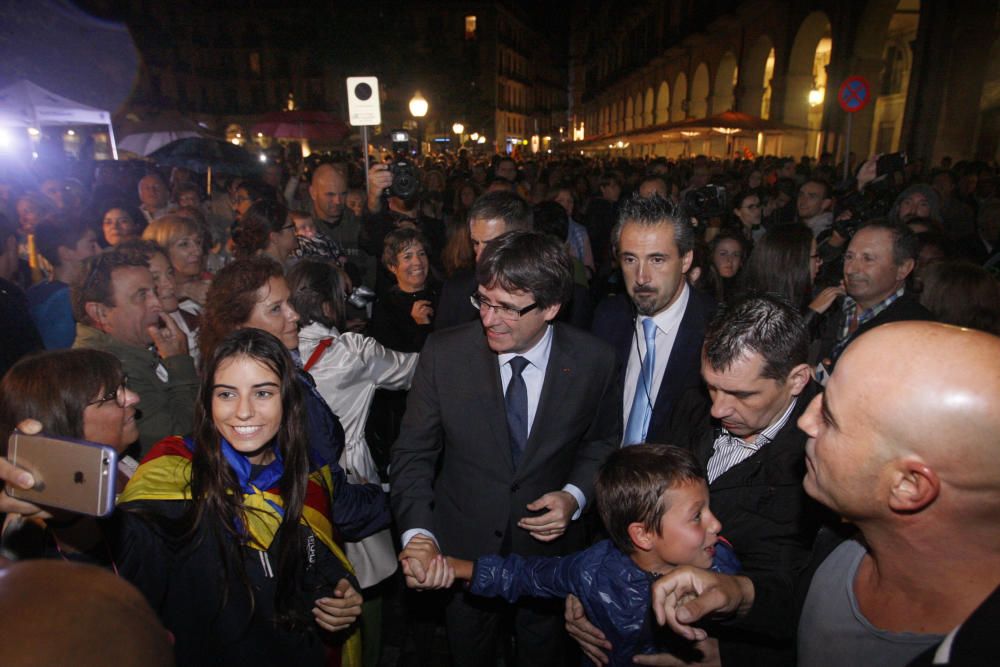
0,348,139,564
232,200,299,265
730,190,764,244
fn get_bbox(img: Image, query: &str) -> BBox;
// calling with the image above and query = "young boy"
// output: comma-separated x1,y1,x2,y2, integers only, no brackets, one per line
402,444,740,665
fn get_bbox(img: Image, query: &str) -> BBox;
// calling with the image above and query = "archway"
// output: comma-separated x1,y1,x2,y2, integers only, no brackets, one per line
785,11,832,157
712,52,738,114
644,87,655,126
741,35,774,118
690,62,710,119
634,93,643,128
625,96,634,131
656,81,670,123
671,72,688,121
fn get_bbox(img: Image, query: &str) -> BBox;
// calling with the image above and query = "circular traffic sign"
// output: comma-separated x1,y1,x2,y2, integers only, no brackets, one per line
838,76,872,114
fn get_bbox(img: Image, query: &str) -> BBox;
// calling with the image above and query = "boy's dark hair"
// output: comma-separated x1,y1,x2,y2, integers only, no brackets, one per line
596,444,705,555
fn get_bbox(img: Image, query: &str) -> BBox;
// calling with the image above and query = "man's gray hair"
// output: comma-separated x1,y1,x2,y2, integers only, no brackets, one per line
612,193,695,256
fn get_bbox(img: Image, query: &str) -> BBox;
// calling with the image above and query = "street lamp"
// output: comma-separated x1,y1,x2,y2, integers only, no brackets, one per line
409,91,428,155
470,132,480,141
452,122,464,135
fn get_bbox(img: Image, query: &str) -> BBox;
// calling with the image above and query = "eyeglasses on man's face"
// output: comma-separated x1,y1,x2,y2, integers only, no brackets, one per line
469,293,538,320
87,376,129,408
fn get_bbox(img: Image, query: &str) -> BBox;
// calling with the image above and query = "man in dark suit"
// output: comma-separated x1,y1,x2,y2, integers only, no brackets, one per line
591,193,715,446
567,294,827,666
392,230,620,666
433,190,533,331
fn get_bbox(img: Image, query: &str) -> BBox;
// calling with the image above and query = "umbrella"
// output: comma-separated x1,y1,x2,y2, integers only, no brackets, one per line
148,137,261,177
251,110,350,143
117,111,209,156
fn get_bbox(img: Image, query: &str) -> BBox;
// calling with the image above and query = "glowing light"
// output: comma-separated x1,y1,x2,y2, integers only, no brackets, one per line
66,129,76,136
257,132,263,137
231,138,240,145
409,91,428,118
680,131,700,138
31,151,38,158
713,127,740,135
0,128,11,149
476,136,486,144
27,127,40,136
452,123,464,135
470,132,480,141
235,133,242,138
259,154,267,162
808,86,825,107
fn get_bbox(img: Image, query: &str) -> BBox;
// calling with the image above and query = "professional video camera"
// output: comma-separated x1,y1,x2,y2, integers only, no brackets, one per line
387,130,421,200
682,185,729,221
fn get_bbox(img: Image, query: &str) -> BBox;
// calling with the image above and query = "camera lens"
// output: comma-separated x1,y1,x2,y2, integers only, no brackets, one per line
354,83,372,101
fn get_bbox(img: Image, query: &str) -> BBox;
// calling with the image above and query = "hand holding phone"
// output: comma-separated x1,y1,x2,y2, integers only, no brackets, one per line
6,432,118,517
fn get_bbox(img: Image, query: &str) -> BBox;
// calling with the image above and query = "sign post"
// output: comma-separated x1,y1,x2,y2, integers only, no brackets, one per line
837,75,872,182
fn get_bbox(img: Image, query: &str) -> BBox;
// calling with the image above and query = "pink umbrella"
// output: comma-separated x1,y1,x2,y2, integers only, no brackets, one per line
251,110,350,143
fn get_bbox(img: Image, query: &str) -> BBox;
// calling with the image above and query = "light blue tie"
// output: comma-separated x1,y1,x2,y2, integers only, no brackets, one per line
624,318,657,445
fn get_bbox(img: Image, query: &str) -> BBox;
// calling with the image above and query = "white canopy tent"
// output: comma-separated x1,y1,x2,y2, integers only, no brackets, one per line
0,79,118,158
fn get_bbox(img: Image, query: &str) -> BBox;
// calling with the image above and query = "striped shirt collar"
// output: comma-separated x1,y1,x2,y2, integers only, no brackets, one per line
717,395,799,452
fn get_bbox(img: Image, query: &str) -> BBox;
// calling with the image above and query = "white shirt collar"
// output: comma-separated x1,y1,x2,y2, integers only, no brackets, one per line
497,322,554,370
638,282,690,335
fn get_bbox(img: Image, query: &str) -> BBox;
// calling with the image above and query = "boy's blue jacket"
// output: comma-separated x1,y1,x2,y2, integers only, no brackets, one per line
470,538,741,666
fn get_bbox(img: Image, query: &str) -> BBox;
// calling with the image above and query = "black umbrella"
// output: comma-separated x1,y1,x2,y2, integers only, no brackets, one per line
148,137,262,177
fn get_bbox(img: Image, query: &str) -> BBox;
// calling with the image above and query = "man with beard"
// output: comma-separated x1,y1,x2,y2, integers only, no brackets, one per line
591,194,716,446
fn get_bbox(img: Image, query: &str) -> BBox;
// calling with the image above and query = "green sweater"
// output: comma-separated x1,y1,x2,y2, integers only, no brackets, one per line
73,324,198,457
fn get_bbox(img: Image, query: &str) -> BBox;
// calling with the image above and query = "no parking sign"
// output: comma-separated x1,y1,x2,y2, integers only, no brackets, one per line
838,76,872,114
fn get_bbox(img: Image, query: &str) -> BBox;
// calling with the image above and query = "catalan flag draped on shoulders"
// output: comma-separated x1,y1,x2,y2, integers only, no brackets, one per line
118,435,362,667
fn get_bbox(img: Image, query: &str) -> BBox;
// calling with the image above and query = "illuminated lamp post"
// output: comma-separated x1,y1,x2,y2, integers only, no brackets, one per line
409,91,428,155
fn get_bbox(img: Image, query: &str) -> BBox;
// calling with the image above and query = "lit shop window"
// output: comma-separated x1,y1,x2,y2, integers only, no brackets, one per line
465,15,477,40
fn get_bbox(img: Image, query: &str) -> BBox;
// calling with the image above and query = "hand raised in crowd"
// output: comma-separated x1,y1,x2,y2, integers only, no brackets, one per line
0,419,50,520
856,154,879,191
367,163,393,213
651,567,755,642
398,534,441,587
148,312,189,359
517,490,577,542
410,299,434,325
312,578,363,633
808,282,846,315
564,594,612,666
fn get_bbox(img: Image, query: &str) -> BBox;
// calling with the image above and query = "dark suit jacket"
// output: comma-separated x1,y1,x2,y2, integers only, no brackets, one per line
590,287,717,445
390,321,621,560
668,381,829,666
815,291,934,371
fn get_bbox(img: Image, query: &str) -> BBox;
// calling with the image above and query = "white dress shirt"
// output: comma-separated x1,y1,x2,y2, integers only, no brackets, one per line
621,283,690,443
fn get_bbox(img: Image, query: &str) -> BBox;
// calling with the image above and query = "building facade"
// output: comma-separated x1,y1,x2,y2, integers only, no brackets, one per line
569,0,1000,163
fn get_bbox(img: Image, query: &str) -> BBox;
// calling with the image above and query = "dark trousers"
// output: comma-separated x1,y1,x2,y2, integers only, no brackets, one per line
444,589,567,667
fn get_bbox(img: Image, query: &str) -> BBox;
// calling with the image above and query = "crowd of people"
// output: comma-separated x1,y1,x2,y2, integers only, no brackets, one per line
0,144,998,667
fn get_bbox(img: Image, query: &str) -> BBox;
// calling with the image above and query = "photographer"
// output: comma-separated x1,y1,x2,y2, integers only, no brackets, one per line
359,155,445,298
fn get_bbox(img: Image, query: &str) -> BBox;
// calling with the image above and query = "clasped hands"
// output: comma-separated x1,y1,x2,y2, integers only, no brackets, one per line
399,491,578,590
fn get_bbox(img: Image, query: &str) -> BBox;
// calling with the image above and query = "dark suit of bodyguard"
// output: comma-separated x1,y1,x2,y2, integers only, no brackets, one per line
391,231,620,666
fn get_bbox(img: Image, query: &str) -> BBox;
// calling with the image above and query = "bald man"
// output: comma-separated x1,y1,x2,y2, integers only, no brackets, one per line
308,162,387,290
0,560,174,667
647,322,1000,667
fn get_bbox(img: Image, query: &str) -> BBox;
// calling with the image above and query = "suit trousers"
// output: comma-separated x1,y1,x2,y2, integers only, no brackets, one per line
444,588,566,667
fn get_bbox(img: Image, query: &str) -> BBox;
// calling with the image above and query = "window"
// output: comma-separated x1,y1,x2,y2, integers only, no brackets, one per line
465,15,477,40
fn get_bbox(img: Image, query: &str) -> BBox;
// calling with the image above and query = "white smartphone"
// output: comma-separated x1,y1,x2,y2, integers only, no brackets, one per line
6,432,118,517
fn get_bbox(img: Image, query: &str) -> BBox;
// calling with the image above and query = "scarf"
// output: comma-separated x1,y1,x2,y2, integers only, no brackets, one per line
120,435,361,667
